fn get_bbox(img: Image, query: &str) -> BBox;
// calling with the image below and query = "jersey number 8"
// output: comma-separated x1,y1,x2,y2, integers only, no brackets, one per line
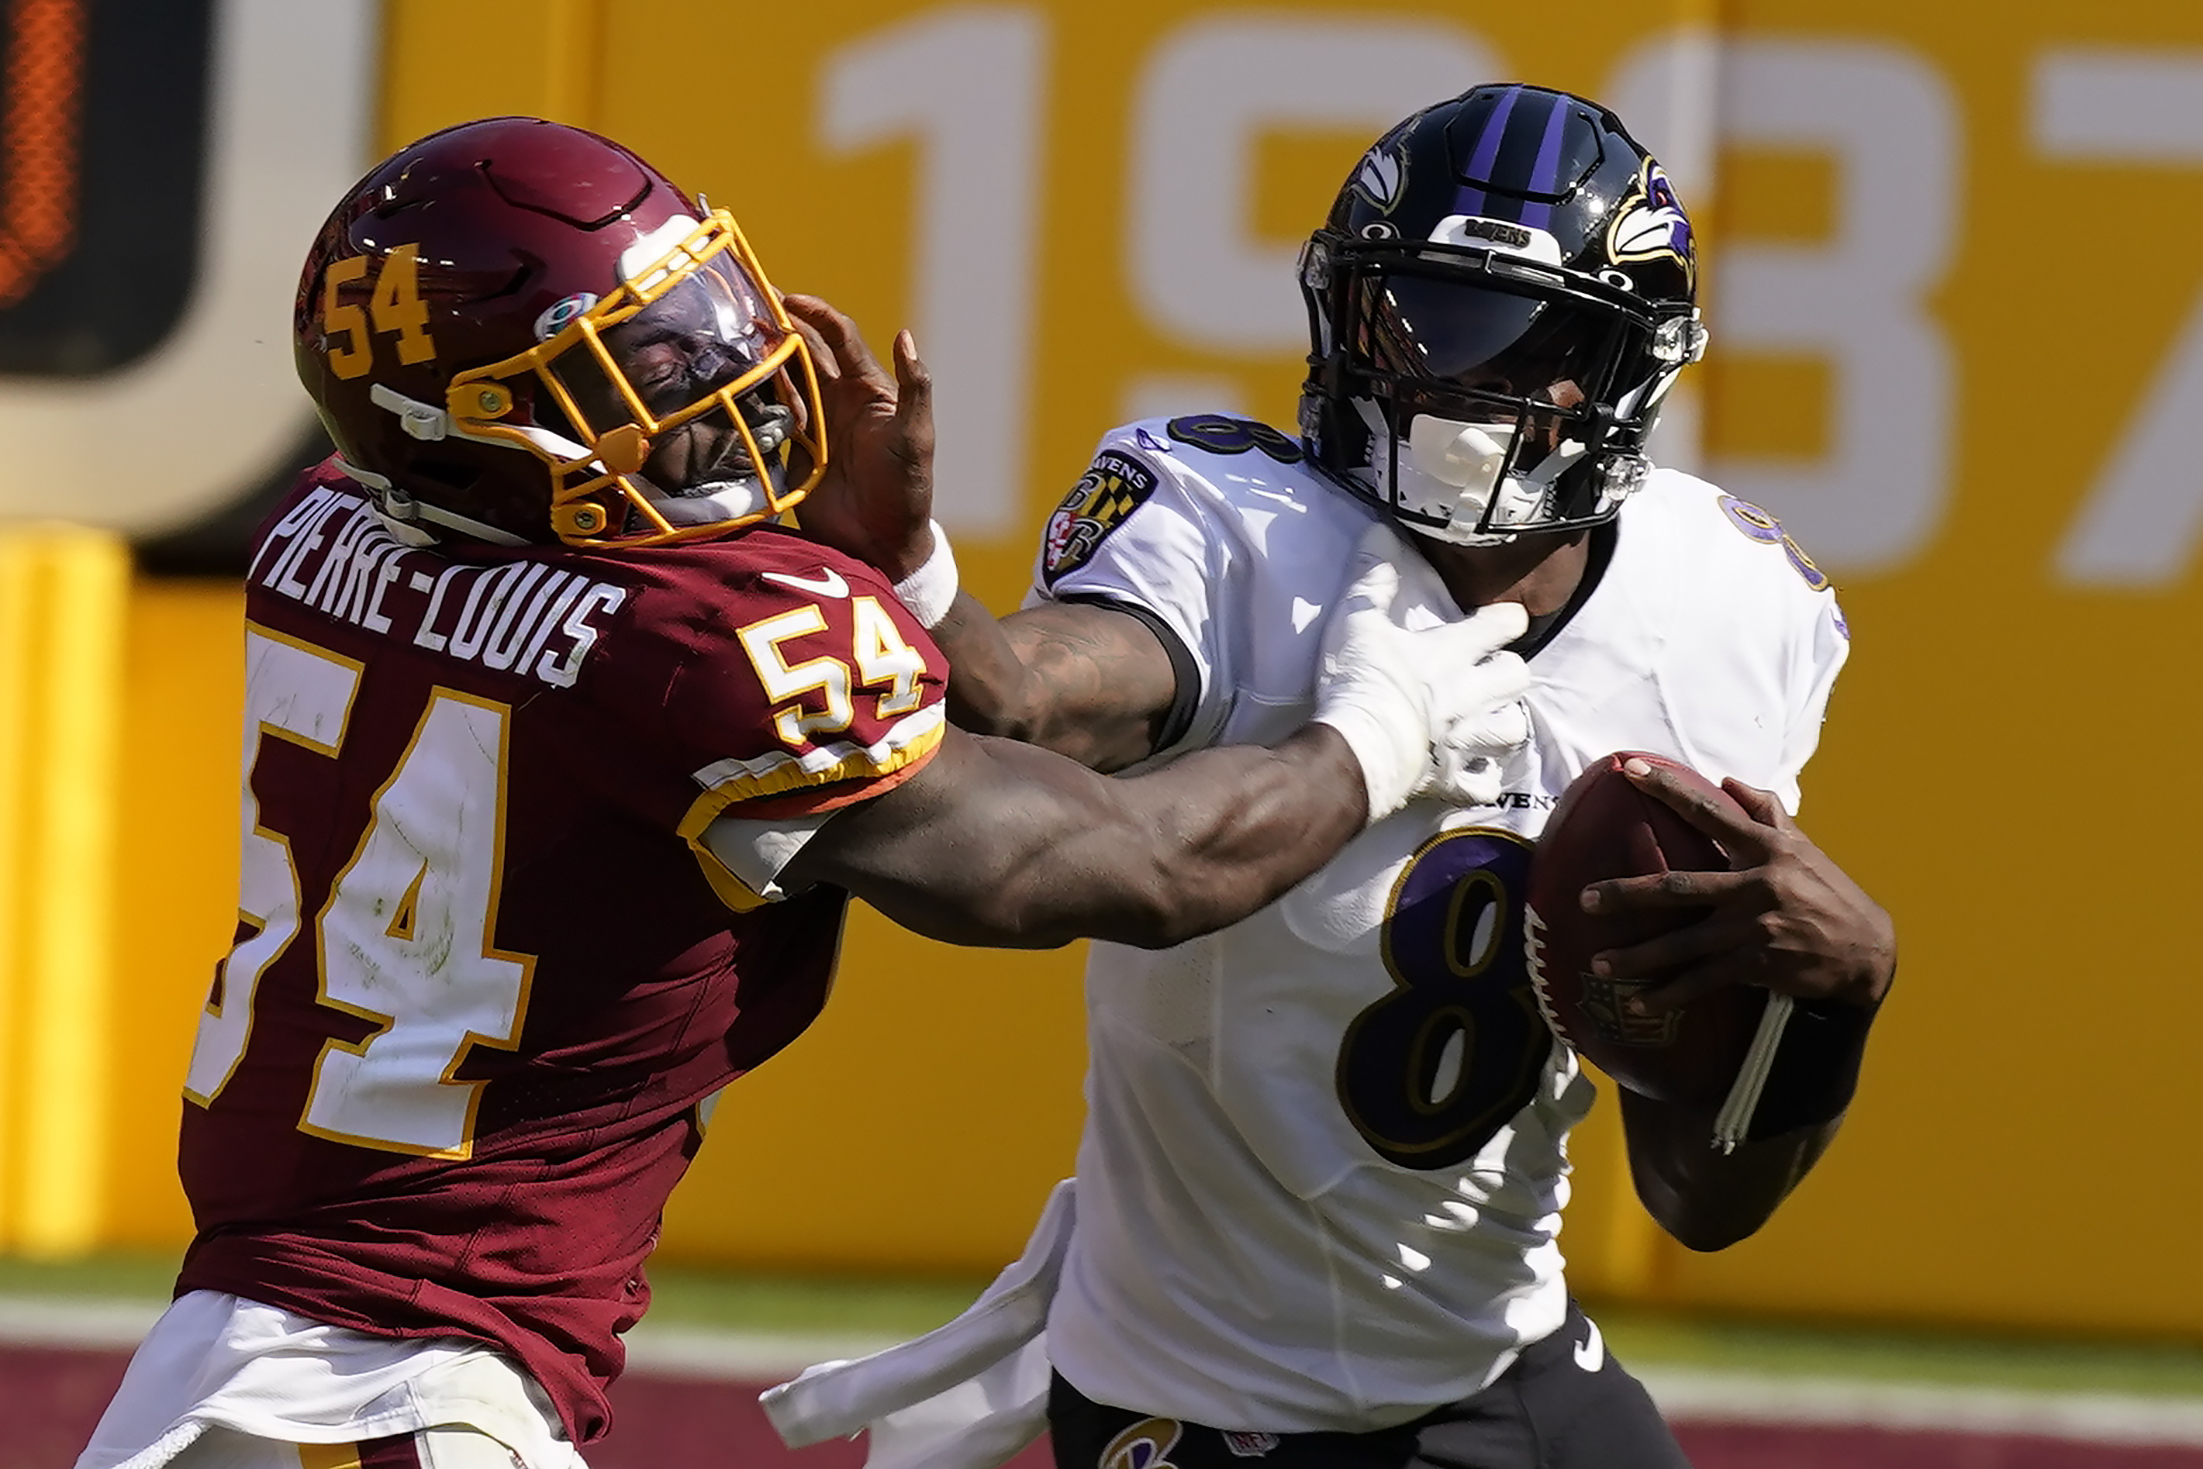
1335,827,1553,1171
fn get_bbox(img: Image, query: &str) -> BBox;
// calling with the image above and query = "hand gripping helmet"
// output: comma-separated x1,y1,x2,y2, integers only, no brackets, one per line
1299,84,1708,546
294,116,827,549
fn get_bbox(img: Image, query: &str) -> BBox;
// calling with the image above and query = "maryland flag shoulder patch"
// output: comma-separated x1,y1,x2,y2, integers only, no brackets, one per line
1042,450,1158,587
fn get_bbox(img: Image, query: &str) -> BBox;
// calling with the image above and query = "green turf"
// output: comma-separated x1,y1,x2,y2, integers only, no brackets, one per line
6,1253,2198,1401
636,1263,993,1337
1584,1299,2203,1399
0,1251,178,1302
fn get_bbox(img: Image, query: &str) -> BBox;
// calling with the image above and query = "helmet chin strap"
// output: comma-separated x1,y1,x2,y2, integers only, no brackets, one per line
364,382,767,542
637,475,765,526
334,451,533,549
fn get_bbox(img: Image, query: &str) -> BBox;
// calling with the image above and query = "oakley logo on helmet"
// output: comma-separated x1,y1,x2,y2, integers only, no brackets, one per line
532,293,598,343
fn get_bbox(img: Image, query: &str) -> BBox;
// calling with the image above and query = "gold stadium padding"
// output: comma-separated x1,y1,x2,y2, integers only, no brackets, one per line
0,523,125,1257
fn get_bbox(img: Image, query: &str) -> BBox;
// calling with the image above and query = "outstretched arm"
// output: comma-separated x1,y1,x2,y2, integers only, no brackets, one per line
771,528,1532,952
783,720,1365,949
1580,759,1897,1250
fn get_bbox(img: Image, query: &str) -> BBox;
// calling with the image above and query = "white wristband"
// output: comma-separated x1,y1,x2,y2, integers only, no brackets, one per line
891,520,959,628
1312,706,1422,826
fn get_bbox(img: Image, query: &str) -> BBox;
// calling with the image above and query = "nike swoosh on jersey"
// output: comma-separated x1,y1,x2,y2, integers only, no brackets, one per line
762,568,850,598
1573,1318,1606,1373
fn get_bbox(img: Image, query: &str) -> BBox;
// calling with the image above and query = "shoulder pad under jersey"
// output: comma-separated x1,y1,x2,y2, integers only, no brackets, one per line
621,529,950,826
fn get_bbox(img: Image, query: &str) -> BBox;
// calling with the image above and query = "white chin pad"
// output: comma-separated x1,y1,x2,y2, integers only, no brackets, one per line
1409,415,1513,494
1400,414,1548,541
642,477,764,526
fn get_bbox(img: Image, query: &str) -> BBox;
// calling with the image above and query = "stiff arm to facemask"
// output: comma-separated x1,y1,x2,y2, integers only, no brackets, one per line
1313,523,1532,819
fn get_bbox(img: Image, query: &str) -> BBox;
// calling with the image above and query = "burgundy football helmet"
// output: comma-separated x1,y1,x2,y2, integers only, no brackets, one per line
294,116,826,549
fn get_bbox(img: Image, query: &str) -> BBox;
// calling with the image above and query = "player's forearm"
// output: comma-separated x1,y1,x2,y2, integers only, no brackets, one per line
1074,723,1370,946
935,598,1177,772
811,725,1367,951
1618,1088,1841,1251
933,591,1052,739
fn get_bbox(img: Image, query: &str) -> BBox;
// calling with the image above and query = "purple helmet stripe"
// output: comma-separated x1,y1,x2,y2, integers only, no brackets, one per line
1518,92,1574,230
1450,84,1519,224
1466,85,1520,179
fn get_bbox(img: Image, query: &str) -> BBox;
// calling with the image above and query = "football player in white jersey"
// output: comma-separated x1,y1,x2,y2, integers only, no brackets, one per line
775,84,1896,1469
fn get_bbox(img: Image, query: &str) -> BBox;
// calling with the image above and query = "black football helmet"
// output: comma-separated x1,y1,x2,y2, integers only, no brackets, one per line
1299,84,1707,545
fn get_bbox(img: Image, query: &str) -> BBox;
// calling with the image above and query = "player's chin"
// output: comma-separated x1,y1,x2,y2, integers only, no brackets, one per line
644,426,717,493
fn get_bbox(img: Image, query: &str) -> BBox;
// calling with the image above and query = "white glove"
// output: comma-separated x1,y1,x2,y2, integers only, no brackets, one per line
1314,525,1533,822
1416,645,1530,807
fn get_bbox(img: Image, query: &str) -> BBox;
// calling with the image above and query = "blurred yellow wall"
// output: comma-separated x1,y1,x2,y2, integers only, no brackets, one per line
30,0,2203,1343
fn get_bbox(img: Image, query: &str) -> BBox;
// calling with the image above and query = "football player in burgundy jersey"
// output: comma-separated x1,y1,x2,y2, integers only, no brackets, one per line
768,87,1897,1469
74,118,1541,1469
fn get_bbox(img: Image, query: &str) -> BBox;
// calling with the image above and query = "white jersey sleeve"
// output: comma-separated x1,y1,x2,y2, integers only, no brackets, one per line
1026,416,1388,762
1779,574,1851,811
1551,468,1850,817
1027,423,1238,757
1664,474,1853,812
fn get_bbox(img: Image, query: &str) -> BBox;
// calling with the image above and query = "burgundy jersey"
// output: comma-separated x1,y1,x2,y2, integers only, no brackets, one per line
177,462,947,1443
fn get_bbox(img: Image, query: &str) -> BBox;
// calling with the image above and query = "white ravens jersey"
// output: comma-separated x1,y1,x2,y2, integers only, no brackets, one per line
1031,415,1850,1432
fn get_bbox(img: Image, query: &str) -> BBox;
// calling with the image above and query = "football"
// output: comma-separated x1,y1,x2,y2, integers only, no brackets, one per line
1525,752,1767,1105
